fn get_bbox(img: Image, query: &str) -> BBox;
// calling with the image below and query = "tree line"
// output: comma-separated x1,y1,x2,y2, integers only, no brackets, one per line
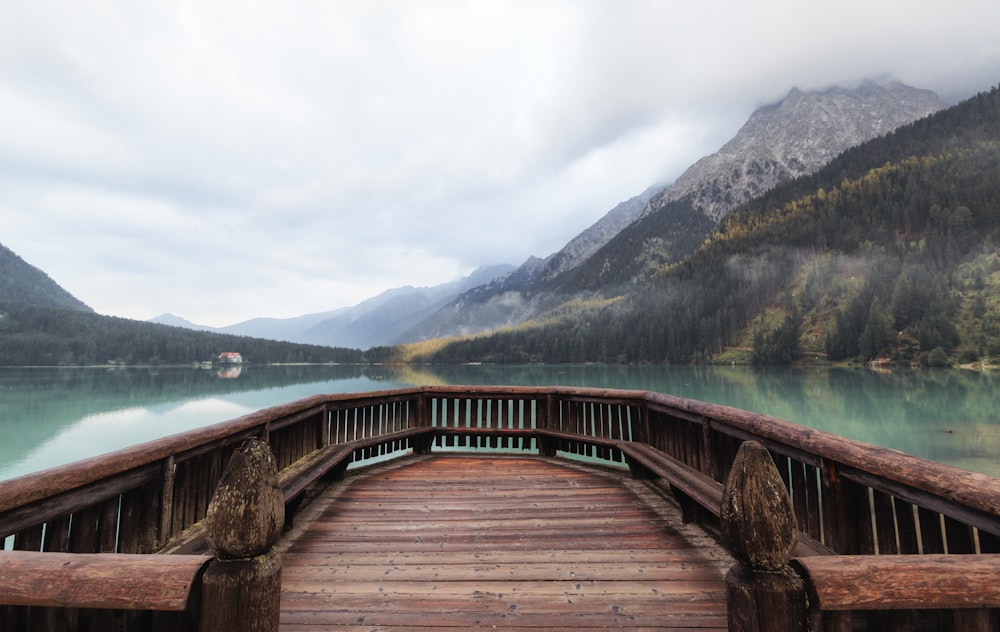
0,302,365,366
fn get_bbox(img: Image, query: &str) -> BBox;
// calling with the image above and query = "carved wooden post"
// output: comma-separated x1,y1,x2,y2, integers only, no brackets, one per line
721,441,808,632
200,438,284,632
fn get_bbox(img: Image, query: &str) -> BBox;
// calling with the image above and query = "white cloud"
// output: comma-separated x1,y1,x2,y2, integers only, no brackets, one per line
2,0,999,327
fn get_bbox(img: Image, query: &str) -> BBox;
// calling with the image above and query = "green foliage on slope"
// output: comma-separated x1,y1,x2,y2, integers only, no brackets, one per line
423,85,1000,365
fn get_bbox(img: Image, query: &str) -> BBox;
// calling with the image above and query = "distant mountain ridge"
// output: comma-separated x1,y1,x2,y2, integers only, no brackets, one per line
153,264,514,348
0,242,93,313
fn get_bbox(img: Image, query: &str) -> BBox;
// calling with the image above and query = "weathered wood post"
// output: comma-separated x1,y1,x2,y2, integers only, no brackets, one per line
199,438,284,632
721,441,809,632
413,391,434,455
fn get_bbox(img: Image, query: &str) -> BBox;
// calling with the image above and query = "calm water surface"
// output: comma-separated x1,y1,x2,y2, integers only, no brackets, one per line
1,364,998,481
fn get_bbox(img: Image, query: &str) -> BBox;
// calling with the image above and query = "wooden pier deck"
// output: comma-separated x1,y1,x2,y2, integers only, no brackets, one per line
277,454,731,630
7,387,1000,631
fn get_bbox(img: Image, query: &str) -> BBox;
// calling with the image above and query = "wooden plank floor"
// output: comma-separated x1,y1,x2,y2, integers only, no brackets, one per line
277,454,730,631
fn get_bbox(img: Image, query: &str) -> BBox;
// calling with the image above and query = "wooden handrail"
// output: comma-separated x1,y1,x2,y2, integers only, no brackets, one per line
647,389,1000,518
792,554,1000,611
0,550,211,610
6,385,999,521
5,385,1000,557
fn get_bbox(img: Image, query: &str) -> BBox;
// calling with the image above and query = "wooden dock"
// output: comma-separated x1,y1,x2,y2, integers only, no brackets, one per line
277,454,731,630
5,386,1000,631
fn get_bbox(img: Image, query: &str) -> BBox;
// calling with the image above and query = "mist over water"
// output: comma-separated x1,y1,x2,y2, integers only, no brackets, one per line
1,364,998,481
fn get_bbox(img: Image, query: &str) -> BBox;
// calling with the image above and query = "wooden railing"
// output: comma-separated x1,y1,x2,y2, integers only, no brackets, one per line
2,385,999,631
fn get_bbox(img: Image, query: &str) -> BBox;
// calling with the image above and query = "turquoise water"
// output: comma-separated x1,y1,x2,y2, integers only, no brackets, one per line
1,364,998,480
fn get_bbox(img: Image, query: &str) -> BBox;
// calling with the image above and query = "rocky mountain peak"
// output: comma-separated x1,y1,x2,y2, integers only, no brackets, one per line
647,80,945,223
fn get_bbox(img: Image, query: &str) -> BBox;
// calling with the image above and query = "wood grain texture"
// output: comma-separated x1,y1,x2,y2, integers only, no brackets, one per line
277,454,729,630
0,551,211,610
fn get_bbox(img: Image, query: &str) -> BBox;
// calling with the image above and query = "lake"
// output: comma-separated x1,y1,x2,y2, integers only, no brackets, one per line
1,363,999,481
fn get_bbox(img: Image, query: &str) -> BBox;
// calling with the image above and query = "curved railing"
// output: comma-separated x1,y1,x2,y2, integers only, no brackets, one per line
2,385,1000,631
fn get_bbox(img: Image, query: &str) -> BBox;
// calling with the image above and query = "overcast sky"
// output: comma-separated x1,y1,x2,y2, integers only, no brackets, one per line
3,1,999,327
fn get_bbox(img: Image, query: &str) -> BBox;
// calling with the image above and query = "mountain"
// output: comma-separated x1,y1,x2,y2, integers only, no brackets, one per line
401,80,945,341
164,264,515,348
536,184,667,282
149,313,217,331
0,242,93,313
0,246,367,365
420,85,1000,365
649,80,945,225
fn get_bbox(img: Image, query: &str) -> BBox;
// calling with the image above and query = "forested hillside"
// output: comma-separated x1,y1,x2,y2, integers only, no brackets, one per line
0,302,364,365
0,243,93,313
421,86,1000,366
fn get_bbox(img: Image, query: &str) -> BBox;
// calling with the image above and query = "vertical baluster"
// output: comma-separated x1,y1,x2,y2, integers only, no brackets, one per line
438,398,449,448
502,399,513,450
488,398,498,448
322,407,331,449
500,397,509,448
160,457,176,547
596,404,608,461
690,419,703,471
789,459,810,536
821,462,875,554
195,452,212,526
470,399,479,450
660,410,673,454
470,398,478,450
170,460,189,538
452,397,463,448
508,398,518,450
669,414,682,460
99,496,120,553
622,405,634,443
871,489,899,555
698,417,715,480
376,404,385,456
804,465,823,544
645,410,658,453
361,406,372,458
391,402,400,452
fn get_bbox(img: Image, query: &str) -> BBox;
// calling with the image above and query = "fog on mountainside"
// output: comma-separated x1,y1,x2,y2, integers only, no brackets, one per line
397,81,945,344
